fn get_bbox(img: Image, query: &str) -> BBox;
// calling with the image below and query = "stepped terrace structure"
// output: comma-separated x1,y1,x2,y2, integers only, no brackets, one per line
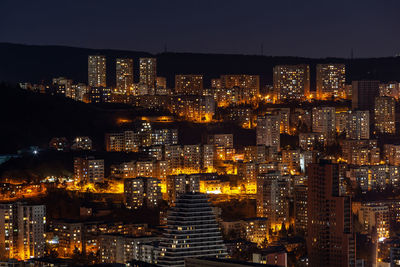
158,193,227,266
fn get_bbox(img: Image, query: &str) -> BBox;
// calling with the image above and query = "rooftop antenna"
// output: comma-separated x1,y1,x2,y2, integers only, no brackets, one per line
350,48,354,60
164,43,168,53
261,43,264,56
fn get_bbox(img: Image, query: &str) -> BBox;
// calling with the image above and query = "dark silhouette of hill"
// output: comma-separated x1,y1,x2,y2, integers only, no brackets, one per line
0,83,138,153
1,43,400,88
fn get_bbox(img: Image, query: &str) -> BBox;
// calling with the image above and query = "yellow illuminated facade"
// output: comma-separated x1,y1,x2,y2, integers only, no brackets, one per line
316,64,345,100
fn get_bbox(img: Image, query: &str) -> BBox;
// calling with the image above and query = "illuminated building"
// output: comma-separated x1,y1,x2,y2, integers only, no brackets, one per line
52,77,73,98
316,64,345,99
368,165,400,190
243,218,268,245
220,74,260,101
341,140,380,166
71,136,92,151
225,106,252,128
99,235,159,264
124,177,162,209
111,161,136,179
346,111,370,140
142,145,164,161
244,145,269,164
203,145,215,171
106,127,176,153
256,172,289,229
312,107,336,142
252,246,287,266
170,95,215,122
294,183,307,233
277,108,290,134
352,80,380,110
211,78,221,89
158,193,227,266
384,144,400,166
139,58,157,95
341,139,378,165
183,145,201,172
71,83,88,102
151,129,178,146
273,64,310,101
88,55,106,87
48,137,69,151
299,133,325,151
374,96,396,134
237,162,257,193
116,58,133,94
74,156,104,183
156,77,167,90
166,174,200,204
207,134,233,148
307,161,355,267
213,86,244,107
243,146,258,163
379,81,399,99
349,166,369,192
136,161,157,178
336,110,370,140
281,149,300,174
88,86,112,103
51,221,83,257
105,132,125,152
0,202,46,260
358,203,389,239
256,115,280,151
336,111,348,134
300,151,315,173
175,75,203,95
131,95,170,109
157,161,169,186
136,83,150,95
164,145,183,172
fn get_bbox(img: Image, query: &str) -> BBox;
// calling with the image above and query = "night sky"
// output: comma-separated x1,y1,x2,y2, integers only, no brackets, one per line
1,0,399,58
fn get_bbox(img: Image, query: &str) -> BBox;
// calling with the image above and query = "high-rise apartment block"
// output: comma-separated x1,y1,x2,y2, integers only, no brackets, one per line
74,157,104,183
139,58,157,94
170,95,215,122
175,75,203,95
316,64,346,99
312,107,336,141
375,96,396,134
307,161,355,267
116,58,133,94
273,65,310,101
220,74,260,100
0,202,46,260
346,110,370,140
256,115,280,151
358,203,390,239
256,172,289,229
124,177,162,209
88,55,106,87
294,183,308,233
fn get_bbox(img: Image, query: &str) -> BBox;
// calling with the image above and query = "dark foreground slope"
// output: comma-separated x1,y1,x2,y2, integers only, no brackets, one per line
1,43,400,87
